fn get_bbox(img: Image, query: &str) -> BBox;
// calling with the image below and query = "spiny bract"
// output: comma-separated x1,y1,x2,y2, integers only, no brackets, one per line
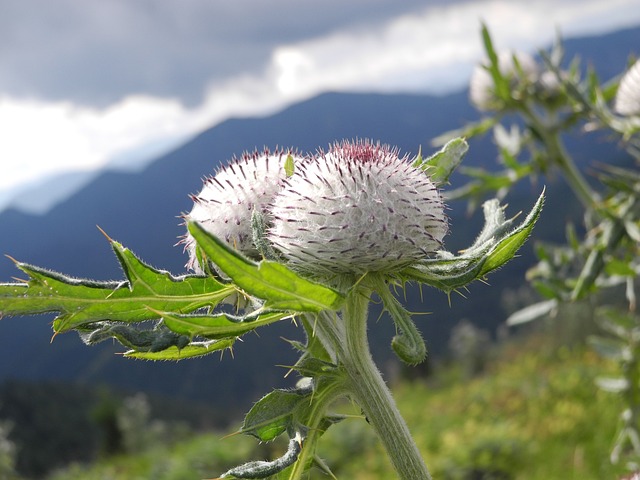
268,140,448,275
182,147,302,271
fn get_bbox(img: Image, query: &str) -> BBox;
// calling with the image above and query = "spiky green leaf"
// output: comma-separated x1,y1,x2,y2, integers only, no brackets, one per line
414,137,468,186
403,191,544,292
124,338,235,361
160,310,289,339
0,239,235,333
241,390,310,442
188,222,344,312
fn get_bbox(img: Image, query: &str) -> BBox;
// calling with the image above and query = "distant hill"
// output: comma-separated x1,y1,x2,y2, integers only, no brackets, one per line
0,25,637,408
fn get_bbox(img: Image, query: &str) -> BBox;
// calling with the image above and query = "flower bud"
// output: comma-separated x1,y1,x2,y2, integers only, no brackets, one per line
469,51,538,111
268,140,448,275
614,60,640,116
181,148,301,271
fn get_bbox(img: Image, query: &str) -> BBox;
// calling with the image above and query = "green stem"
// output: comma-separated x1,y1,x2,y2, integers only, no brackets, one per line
315,288,431,480
521,106,598,211
289,378,348,479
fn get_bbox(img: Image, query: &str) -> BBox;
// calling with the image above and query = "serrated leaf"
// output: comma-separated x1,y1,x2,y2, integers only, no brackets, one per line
0,240,235,333
124,338,235,361
414,137,468,186
480,192,544,276
241,390,310,442
403,191,544,292
160,310,289,339
188,222,344,312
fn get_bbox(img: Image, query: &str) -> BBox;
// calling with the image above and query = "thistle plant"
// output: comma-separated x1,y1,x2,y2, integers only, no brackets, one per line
439,24,640,471
0,137,543,479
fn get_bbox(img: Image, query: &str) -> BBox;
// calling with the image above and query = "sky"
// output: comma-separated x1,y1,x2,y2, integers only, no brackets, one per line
1,0,640,213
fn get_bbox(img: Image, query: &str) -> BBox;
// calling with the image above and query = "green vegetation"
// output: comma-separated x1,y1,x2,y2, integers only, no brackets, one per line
39,330,624,479
329,335,623,479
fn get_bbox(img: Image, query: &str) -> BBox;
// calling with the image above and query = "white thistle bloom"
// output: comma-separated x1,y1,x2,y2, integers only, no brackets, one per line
182,148,301,271
614,60,640,116
469,51,538,111
269,140,448,275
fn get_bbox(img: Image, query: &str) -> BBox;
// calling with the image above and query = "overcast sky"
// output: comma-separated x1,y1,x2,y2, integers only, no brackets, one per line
1,0,639,212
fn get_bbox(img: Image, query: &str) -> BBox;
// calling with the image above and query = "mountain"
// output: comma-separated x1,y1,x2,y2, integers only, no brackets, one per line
0,25,637,408
0,169,100,215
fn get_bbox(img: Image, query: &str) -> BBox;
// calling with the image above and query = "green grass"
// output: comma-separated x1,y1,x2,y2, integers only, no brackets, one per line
46,333,628,479
319,334,626,479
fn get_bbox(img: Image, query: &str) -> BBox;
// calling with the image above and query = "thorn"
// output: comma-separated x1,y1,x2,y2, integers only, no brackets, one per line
96,225,114,243
11,276,29,284
220,429,241,440
4,254,19,265
453,288,467,299
410,311,433,317
50,331,59,343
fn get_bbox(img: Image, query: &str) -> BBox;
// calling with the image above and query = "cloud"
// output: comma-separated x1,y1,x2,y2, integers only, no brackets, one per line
0,0,431,107
264,0,640,98
0,94,204,191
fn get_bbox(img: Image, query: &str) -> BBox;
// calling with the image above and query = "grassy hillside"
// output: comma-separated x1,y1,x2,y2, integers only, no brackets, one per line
40,329,627,480
321,335,624,479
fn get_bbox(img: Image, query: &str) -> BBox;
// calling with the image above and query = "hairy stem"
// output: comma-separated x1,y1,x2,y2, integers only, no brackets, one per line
315,287,431,480
521,105,598,210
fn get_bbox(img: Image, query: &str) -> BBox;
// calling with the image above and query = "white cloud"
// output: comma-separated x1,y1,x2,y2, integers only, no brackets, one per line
1,0,639,213
0,95,196,190
265,0,640,98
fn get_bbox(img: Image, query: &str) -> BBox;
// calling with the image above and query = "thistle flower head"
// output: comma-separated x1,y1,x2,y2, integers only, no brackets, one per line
182,148,300,271
469,51,538,111
614,60,640,116
268,140,448,275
